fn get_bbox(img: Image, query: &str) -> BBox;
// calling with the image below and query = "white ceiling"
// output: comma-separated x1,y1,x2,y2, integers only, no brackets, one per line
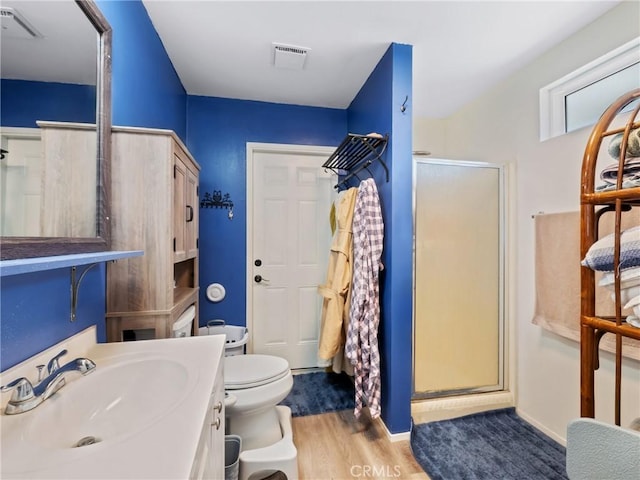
0,1,97,85
142,0,621,119
0,1,622,118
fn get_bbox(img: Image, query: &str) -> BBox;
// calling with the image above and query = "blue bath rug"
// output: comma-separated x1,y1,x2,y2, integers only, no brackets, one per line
279,371,354,417
411,408,568,480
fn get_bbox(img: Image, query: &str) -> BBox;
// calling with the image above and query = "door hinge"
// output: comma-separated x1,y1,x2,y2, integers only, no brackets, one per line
173,237,176,252
173,164,176,178
196,238,199,249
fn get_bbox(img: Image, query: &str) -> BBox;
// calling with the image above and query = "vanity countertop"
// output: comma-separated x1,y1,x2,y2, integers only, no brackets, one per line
0,330,225,479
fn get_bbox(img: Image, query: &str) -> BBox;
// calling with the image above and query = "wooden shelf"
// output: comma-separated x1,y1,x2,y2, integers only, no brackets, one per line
582,316,640,340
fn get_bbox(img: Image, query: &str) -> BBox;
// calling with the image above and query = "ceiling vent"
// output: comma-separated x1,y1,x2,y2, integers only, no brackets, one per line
0,7,42,39
272,43,310,70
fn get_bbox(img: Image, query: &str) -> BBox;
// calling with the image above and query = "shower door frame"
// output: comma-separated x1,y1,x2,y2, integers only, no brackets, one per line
411,158,506,399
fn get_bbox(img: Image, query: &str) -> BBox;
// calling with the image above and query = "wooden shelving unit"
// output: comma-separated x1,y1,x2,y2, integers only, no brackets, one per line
580,88,640,424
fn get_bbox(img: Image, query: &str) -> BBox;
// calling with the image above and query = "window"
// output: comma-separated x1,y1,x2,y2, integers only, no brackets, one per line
539,37,640,141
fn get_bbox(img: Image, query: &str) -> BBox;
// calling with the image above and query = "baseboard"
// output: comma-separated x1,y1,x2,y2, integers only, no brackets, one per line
378,417,411,442
411,391,515,424
516,408,567,446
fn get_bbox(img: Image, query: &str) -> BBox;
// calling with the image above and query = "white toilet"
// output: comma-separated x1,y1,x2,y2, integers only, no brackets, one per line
224,354,298,480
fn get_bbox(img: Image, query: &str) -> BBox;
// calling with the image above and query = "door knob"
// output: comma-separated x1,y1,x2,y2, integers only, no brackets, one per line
254,275,270,283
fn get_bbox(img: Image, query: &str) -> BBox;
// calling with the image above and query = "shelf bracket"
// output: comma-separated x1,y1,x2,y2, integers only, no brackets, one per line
70,263,99,322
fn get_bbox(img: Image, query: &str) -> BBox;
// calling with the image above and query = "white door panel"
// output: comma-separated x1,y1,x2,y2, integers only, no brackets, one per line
248,144,335,368
0,135,42,236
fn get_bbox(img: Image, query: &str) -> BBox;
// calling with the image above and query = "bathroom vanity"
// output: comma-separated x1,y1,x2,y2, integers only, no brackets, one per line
0,327,225,479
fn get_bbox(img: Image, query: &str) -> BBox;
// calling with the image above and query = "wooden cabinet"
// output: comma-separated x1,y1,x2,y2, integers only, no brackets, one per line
173,146,199,262
37,121,97,238
106,126,200,342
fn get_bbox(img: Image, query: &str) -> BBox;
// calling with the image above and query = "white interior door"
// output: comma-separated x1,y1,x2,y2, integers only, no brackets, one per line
247,143,335,369
0,131,42,236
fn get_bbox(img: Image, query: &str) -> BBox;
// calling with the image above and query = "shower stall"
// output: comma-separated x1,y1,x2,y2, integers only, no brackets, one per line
412,159,505,401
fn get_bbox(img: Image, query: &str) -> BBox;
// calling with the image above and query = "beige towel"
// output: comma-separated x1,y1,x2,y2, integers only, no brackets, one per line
532,211,639,360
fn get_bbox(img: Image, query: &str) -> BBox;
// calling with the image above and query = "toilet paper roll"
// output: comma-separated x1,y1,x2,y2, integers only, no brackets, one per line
206,283,226,302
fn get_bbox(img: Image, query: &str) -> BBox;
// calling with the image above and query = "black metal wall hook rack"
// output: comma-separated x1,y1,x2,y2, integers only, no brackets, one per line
200,190,233,210
201,190,235,219
322,133,389,190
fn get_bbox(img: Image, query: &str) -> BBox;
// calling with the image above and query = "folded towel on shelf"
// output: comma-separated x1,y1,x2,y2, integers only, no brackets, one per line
596,174,640,191
599,265,640,288
581,225,640,272
599,266,640,306
599,157,640,185
608,127,640,159
626,315,640,328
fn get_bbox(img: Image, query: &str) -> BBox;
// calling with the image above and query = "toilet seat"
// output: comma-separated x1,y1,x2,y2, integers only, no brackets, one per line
225,354,290,389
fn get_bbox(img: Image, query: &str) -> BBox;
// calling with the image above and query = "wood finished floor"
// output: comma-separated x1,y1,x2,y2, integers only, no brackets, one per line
292,409,429,480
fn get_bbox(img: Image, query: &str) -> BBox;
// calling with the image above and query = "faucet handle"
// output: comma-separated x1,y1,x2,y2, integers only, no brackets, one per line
75,358,97,374
1,377,35,403
36,365,46,383
47,349,68,375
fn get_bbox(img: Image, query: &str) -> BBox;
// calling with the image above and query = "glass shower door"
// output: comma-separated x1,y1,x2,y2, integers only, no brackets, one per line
413,159,504,398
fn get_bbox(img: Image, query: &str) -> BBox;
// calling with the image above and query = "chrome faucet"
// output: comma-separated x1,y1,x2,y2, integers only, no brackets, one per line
1,349,96,415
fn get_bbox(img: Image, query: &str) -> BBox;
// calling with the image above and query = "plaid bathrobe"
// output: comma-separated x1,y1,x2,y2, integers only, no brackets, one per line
345,178,384,419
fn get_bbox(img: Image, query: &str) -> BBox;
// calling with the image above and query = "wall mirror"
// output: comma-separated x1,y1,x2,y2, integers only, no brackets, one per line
0,0,111,260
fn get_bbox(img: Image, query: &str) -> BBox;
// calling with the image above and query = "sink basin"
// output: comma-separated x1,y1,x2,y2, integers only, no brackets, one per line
0,334,225,480
26,357,189,449
1,355,191,476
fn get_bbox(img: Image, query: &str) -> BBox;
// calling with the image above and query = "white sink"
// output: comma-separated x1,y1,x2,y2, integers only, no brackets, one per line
26,357,189,450
0,335,225,479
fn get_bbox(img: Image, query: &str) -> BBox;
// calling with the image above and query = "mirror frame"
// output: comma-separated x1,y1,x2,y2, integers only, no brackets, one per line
0,0,112,260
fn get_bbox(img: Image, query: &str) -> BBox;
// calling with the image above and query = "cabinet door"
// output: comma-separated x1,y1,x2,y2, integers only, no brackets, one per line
185,167,199,259
173,155,188,263
210,361,225,479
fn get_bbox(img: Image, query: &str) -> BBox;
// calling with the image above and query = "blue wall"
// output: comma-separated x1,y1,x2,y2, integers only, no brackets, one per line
347,43,413,434
187,96,347,326
1,79,96,127
2,4,414,435
0,266,106,371
97,0,187,140
1,0,187,372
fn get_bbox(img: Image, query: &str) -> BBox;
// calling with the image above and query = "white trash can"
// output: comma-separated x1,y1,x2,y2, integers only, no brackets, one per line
199,319,248,356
